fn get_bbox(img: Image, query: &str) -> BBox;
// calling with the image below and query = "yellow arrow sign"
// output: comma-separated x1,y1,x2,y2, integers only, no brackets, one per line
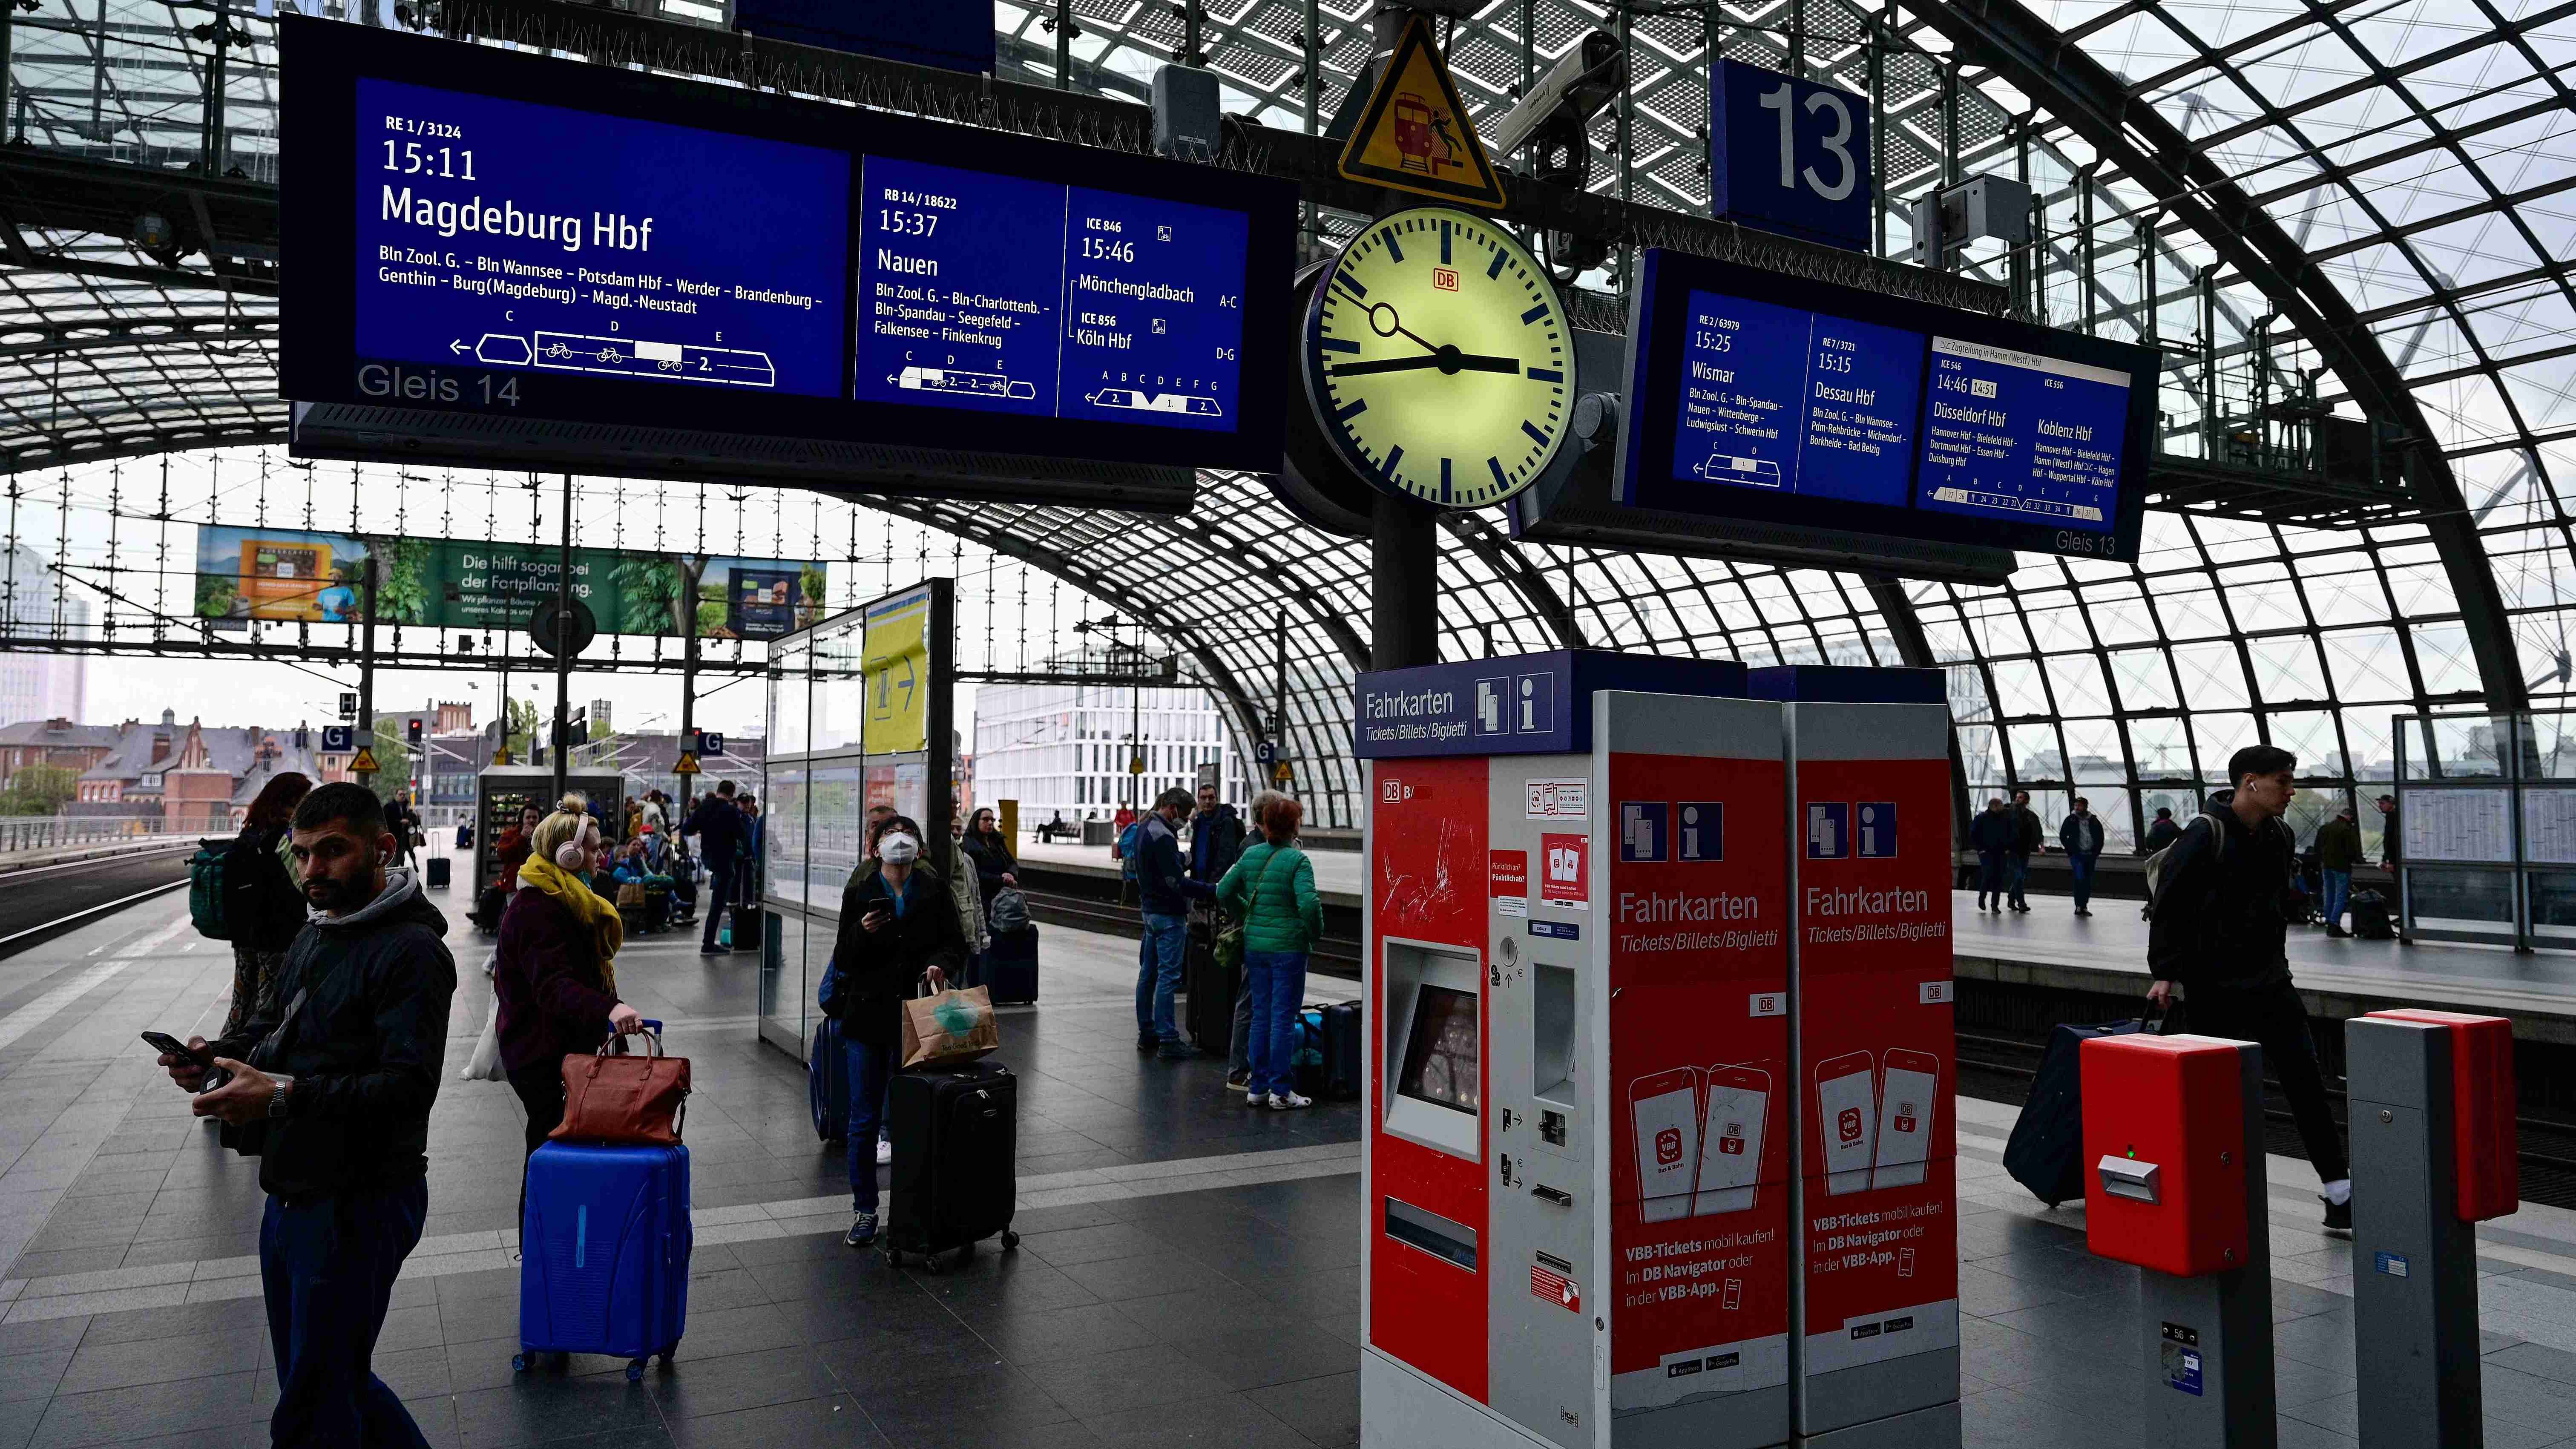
350,745,380,775
1336,14,1509,209
673,751,701,775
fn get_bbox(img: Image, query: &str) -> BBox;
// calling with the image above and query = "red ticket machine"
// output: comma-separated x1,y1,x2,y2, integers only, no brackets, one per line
1357,651,1793,1449
1775,683,1960,1446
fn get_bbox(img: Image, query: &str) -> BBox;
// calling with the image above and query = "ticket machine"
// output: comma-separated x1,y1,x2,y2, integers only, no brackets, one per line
1358,650,1789,1449
1355,653,1958,1449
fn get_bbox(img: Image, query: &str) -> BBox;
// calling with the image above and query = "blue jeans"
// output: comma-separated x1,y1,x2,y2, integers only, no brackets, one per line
701,851,736,948
844,1035,893,1213
262,1179,432,1449
2007,854,2031,907
1136,912,1187,1043
1245,950,1309,1098
2324,868,2352,929
1976,851,2007,902
2069,852,2098,910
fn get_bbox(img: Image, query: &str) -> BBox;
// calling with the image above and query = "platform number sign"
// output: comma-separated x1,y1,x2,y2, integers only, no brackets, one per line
1708,60,1872,253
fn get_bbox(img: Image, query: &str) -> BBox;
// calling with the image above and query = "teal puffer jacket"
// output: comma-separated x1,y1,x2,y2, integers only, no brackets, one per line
1216,841,1325,955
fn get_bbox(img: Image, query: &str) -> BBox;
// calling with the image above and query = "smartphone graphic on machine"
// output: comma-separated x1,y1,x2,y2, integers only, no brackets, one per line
1630,1067,1702,1222
1692,1066,1769,1216
1814,1051,1877,1196
1872,1048,1940,1189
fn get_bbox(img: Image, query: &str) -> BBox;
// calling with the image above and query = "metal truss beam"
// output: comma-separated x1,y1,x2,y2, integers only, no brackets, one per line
1903,0,2530,713
0,633,774,675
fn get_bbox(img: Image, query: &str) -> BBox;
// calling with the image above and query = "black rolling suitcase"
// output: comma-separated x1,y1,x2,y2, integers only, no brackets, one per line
2350,889,2397,940
883,1061,1021,1271
426,855,451,890
985,926,1039,1005
1318,1000,1362,1100
2003,1015,2161,1208
1185,921,1236,1055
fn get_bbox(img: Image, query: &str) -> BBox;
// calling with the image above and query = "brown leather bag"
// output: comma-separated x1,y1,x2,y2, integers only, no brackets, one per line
551,1026,690,1146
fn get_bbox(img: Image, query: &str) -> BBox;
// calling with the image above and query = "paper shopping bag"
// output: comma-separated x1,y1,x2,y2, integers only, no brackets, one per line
900,985,1001,1069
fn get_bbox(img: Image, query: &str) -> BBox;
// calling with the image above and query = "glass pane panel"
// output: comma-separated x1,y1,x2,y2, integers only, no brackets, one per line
2404,867,2514,933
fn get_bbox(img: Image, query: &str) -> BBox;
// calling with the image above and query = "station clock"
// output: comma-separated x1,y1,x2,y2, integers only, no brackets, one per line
1301,207,1573,509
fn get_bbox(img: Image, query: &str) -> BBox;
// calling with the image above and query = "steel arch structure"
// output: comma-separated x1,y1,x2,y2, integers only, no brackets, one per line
0,0,2562,840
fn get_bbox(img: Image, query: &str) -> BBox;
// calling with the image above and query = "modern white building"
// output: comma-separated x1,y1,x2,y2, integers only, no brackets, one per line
972,676,1245,834
0,546,88,724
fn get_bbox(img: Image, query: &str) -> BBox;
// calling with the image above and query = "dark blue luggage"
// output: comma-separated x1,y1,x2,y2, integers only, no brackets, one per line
1318,1000,1362,1101
425,855,451,891
517,1140,692,1379
883,1060,1020,1271
810,1015,848,1143
2002,1015,2162,1208
985,925,1039,1005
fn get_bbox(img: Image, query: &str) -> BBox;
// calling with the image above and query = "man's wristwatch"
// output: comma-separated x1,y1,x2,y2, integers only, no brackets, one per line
267,1075,294,1118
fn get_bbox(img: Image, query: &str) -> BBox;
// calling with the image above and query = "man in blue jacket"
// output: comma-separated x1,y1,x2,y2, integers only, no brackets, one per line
2058,797,2106,917
1134,787,1216,1059
684,779,748,954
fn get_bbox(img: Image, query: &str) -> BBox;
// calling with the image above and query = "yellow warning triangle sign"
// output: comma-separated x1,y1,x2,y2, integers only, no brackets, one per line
1336,14,1509,209
350,745,380,774
673,751,701,775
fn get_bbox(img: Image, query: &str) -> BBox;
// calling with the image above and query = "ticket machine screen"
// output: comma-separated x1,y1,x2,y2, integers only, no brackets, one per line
1398,985,1481,1116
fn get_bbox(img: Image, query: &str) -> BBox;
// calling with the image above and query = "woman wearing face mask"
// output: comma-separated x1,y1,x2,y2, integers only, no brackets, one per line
493,795,646,1221
825,814,964,1248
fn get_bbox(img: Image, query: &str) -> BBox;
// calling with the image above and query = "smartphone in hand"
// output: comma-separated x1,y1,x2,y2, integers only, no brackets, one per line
141,1031,229,1090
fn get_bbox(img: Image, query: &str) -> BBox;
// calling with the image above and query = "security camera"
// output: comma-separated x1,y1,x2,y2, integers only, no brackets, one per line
1485,31,1624,162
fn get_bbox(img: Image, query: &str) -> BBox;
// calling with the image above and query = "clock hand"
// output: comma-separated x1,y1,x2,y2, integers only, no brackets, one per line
1332,351,1525,378
1364,302,1440,355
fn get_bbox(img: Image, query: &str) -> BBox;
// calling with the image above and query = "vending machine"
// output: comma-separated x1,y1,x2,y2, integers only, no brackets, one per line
1765,668,1960,1444
1359,650,1807,1449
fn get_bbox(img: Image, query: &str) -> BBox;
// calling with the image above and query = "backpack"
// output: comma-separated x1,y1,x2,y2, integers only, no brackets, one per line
187,837,234,940
2140,809,2291,921
988,886,1031,935
1118,821,1143,880
224,827,305,948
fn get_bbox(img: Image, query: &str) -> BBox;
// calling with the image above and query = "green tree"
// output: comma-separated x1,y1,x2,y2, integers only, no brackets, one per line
368,717,408,803
502,696,543,762
0,763,78,816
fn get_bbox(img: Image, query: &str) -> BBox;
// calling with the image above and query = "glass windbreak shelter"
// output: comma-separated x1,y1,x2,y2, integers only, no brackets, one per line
758,610,870,1058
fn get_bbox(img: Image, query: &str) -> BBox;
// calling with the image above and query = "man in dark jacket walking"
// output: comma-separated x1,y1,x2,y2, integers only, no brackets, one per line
1968,798,2015,912
2142,806,2182,853
1135,787,1215,1059
685,779,748,954
2007,788,2043,912
2315,803,2364,937
2058,797,2105,917
2147,745,2350,1233
158,782,455,1448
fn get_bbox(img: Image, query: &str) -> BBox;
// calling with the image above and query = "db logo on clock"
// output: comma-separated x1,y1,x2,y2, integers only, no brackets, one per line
1434,266,1459,292
1656,1127,1683,1166
1837,1107,1864,1144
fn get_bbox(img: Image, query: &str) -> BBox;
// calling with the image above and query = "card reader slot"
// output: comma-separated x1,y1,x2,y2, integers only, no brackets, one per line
1531,1184,1574,1207
1384,1196,1478,1271
1534,1249,1574,1274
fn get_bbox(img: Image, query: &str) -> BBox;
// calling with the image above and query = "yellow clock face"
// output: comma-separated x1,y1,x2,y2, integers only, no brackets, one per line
1305,208,1572,508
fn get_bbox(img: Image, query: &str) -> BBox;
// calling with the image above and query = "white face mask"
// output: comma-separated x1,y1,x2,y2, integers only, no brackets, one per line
881,834,920,865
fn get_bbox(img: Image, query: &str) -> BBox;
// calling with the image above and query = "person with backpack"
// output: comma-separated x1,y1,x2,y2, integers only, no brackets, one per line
2145,744,2351,1233
2057,797,2105,918
2142,806,2182,853
215,772,315,1040
1967,798,2015,913
1218,791,1325,1110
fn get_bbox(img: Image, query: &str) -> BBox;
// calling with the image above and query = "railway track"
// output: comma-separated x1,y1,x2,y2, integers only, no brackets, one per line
1016,886,1363,978
0,843,195,959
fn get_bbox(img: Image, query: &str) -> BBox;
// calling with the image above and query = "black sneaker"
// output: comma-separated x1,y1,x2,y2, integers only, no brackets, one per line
2327,926,2350,938
1156,1042,1199,1061
843,1211,877,1248
2321,1196,2352,1235
1136,1035,1161,1052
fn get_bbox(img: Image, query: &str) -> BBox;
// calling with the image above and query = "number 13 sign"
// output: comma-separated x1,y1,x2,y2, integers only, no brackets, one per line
1708,60,1872,253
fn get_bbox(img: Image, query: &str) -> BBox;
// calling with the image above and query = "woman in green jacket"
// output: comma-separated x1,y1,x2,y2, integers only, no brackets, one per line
1217,791,1327,1110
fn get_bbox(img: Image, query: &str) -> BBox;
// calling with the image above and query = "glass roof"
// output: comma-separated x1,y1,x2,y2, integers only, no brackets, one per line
0,0,2563,839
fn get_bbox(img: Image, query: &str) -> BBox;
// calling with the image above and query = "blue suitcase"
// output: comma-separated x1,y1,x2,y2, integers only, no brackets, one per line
517,1140,692,1380
984,924,1039,1005
810,1015,848,1142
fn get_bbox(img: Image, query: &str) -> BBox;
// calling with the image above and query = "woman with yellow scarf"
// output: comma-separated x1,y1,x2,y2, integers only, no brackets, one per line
494,795,645,1219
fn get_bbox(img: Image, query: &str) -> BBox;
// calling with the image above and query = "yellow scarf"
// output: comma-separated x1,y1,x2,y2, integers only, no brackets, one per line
518,855,624,996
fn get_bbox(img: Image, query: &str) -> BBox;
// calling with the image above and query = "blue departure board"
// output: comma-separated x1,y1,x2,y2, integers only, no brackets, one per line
283,20,1297,486
1915,336,2131,529
1615,250,2153,561
854,158,1247,431
1670,289,1924,506
354,79,851,397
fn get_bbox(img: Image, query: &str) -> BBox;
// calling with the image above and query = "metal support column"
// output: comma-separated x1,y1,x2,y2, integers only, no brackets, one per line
676,558,700,821
2348,1017,2484,1449
2136,1041,2277,1449
1370,492,1438,672
357,553,379,779
552,473,573,799
2079,166,2098,334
